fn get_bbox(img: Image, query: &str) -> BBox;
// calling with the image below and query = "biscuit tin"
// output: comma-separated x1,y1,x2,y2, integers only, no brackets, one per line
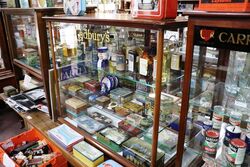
97,127,130,152
73,141,104,167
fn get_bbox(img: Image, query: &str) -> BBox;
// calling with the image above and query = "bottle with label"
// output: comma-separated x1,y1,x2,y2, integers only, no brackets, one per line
128,50,139,76
139,47,153,78
153,46,171,83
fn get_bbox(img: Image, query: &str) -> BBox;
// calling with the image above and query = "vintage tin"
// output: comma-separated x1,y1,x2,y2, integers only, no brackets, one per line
66,109,85,119
77,89,94,100
226,139,246,165
84,80,101,93
229,111,242,127
224,126,241,148
126,113,144,126
118,120,142,136
76,115,106,134
73,141,104,167
144,127,178,152
245,133,250,154
122,137,165,167
212,105,225,130
97,159,123,167
203,129,219,157
97,127,130,152
65,97,88,114
96,96,110,107
202,120,213,136
116,52,126,71
123,101,144,114
110,88,133,104
139,118,153,128
67,84,82,96
88,112,112,125
114,106,130,117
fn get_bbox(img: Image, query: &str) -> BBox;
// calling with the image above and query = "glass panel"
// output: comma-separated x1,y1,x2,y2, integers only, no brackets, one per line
0,46,5,70
11,15,40,70
50,22,184,166
184,26,250,166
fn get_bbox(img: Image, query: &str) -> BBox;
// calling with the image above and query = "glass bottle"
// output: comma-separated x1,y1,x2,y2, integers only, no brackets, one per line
153,45,171,83
139,47,153,78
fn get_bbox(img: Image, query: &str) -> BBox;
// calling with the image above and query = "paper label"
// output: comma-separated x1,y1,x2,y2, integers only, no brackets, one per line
3,153,15,167
235,101,247,108
128,54,134,72
139,58,148,76
171,54,180,70
23,74,32,87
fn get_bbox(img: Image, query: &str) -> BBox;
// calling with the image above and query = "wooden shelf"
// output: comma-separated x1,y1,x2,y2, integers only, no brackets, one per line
13,59,42,81
43,13,187,30
184,10,250,18
58,117,136,167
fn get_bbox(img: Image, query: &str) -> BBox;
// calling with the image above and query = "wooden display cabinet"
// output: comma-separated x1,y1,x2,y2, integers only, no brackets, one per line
177,11,250,167
0,11,16,91
1,8,63,117
44,14,187,167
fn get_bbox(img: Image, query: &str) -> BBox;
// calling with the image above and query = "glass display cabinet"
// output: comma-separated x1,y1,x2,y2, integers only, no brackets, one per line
44,14,187,166
0,10,16,90
1,8,63,117
177,11,250,167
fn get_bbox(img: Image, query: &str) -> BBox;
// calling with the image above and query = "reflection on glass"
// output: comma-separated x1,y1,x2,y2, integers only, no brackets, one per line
11,15,39,69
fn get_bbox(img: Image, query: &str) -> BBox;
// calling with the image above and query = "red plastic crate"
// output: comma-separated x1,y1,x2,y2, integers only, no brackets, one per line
0,128,67,167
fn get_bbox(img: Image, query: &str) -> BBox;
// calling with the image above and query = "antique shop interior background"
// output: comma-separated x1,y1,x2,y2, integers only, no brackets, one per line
0,0,249,167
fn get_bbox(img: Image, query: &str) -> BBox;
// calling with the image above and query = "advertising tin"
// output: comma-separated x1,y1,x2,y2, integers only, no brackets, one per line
96,126,130,152
84,80,101,92
203,129,219,157
110,88,133,104
96,96,110,107
65,97,88,114
245,133,250,154
202,120,213,136
212,105,225,130
73,141,104,167
229,111,242,127
122,137,165,167
97,159,123,167
226,138,246,165
123,101,144,114
118,120,142,137
88,112,112,125
76,115,106,134
224,126,241,148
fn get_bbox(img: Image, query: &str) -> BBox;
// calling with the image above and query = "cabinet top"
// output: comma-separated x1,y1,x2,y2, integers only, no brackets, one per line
184,10,250,18
0,7,63,15
43,13,187,30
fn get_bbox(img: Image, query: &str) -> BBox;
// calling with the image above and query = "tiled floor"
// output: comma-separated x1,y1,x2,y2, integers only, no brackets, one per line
0,101,26,142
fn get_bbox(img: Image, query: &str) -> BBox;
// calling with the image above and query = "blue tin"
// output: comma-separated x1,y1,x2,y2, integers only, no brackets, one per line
245,133,250,154
223,125,241,147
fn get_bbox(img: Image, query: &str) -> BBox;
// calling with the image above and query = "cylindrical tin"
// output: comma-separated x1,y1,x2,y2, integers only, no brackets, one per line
202,120,213,136
227,138,246,165
212,105,225,130
203,129,219,157
224,126,241,148
245,133,250,155
229,111,242,127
